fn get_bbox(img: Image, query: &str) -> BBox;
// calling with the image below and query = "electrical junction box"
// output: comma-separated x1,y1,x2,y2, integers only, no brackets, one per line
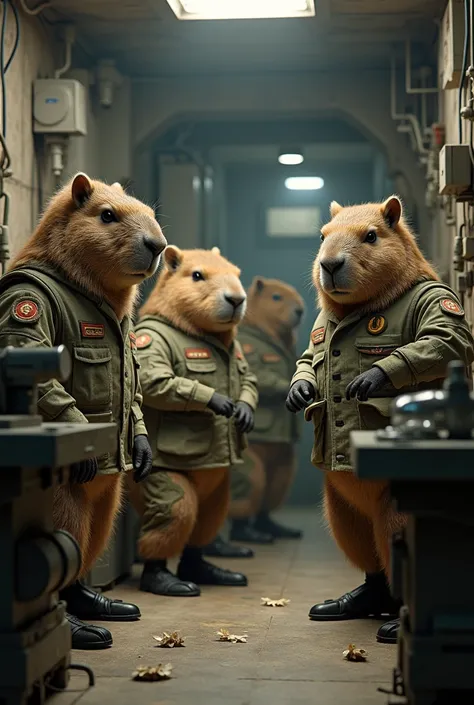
33,79,87,136
439,144,472,197
441,0,465,90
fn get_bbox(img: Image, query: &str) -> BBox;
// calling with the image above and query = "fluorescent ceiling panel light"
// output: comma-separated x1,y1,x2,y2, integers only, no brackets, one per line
166,0,315,20
285,176,324,190
278,153,304,165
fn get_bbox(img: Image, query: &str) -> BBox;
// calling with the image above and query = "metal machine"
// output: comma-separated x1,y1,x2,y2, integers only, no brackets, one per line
351,360,474,705
0,345,116,705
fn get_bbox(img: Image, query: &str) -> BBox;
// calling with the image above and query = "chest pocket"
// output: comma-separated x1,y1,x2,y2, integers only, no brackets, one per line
185,358,217,383
72,346,112,411
311,350,326,400
355,335,401,375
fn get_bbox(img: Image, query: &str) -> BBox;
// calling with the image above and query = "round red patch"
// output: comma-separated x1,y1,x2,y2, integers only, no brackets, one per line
440,298,464,317
136,333,152,349
13,300,40,321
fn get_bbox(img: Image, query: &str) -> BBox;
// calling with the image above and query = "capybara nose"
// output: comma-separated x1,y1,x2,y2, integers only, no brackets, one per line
143,233,167,257
320,256,345,275
225,294,246,308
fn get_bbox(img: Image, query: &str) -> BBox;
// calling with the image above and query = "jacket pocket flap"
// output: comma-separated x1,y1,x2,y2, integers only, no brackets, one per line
355,335,400,356
304,398,327,422
74,346,112,364
84,411,114,424
358,397,394,418
312,350,326,369
185,359,217,373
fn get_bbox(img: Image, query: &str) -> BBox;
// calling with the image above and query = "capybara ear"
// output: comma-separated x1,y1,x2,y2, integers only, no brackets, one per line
381,195,402,228
211,246,221,255
329,201,343,218
163,245,183,271
71,173,93,207
253,276,265,294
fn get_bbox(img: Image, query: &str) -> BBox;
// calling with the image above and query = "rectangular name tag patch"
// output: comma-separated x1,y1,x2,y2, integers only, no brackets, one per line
185,347,211,360
262,353,281,363
311,327,325,345
81,322,105,339
357,345,397,356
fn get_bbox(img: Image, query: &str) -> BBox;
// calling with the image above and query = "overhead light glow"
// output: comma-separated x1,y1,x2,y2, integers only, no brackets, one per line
285,176,324,191
166,0,315,20
278,153,304,165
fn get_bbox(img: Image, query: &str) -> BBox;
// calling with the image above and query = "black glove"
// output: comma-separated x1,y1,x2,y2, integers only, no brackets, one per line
345,366,392,402
285,380,316,413
70,458,98,484
133,434,153,483
207,392,235,418
234,401,254,433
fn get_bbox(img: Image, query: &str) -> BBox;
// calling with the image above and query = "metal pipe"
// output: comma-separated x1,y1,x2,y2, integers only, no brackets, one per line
405,40,438,94
390,56,428,155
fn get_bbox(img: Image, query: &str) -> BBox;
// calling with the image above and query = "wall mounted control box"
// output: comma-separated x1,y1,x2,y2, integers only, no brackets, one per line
439,144,472,199
33,79,87,136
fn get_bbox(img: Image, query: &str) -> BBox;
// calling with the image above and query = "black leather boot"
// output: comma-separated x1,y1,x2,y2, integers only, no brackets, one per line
203,535,254,558
254,512,303,539
60,581,140,621
376,617,400,644
67,613,113,650
140,560,200,597
178,546,248,586
230,518,274,544
309,572,401,621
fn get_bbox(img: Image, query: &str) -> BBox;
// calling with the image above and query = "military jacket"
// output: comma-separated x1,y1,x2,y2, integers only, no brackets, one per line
238,324,300,444
0,262,147,474
135,315,259,471
291,280,474,473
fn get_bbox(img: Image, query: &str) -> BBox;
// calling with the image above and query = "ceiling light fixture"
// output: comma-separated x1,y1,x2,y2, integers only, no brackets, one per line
285,176,324,191
166,0,315,20
278,150,304,165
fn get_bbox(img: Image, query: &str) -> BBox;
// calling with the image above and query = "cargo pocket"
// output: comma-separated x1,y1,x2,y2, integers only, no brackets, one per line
185,358,217,383
84,411,115,463
355,336,401,374
311,350,326,399
304,399,327,465
358,397,394,431
72,346,112,410
157,411,214,458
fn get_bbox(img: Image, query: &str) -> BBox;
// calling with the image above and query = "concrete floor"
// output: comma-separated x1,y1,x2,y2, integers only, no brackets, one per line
56,509,401,705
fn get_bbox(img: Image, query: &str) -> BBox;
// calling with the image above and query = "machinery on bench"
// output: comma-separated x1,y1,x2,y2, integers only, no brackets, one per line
351,360,474,705
0,344,116,705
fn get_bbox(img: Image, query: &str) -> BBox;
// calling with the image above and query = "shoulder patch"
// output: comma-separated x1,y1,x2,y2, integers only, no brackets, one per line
367,315,387,335
242,343,254,355
262,353,281,363
311,327,325,345
440,298,464,317
185,347,211,360
136,333,153,350
11,297,42,324
80,322,105,339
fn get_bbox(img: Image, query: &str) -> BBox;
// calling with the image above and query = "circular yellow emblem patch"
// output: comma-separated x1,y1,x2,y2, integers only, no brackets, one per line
367,315,387,335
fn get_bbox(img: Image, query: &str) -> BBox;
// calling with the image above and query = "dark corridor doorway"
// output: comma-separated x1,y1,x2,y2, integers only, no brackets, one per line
224,159,377,505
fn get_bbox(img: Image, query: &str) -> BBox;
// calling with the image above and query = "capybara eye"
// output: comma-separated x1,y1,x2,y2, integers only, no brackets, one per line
364,230,377,244
101,209,117,224
272,293,282,301
320,234,325,242
192,271,204,282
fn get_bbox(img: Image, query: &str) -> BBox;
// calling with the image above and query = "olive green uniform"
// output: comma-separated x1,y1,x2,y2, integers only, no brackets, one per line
291,280,474,472
0,262,146,472
231,324,300,513
132,315,258,553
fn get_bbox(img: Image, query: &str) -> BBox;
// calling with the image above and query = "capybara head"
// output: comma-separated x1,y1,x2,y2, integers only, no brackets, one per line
246,276,305,335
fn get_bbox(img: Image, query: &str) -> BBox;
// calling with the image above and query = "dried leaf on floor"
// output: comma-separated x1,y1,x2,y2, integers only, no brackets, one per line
153,631,186,648
132,664,173,681
343,644,368,662
217,628,248,643
261,597,291,607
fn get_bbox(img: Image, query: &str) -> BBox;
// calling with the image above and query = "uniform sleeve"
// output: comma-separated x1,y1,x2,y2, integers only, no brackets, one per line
244,347,289,400
131,373,147,437
235,345,259,410
136,327,215,411
374,287,474,388
0,284,88,423
290,326,318,392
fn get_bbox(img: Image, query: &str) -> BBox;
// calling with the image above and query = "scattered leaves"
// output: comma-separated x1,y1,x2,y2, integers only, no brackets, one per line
261,597,291,607
132,664,173,681
153,632,185,648
343,644,368,662
217,628,248,643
